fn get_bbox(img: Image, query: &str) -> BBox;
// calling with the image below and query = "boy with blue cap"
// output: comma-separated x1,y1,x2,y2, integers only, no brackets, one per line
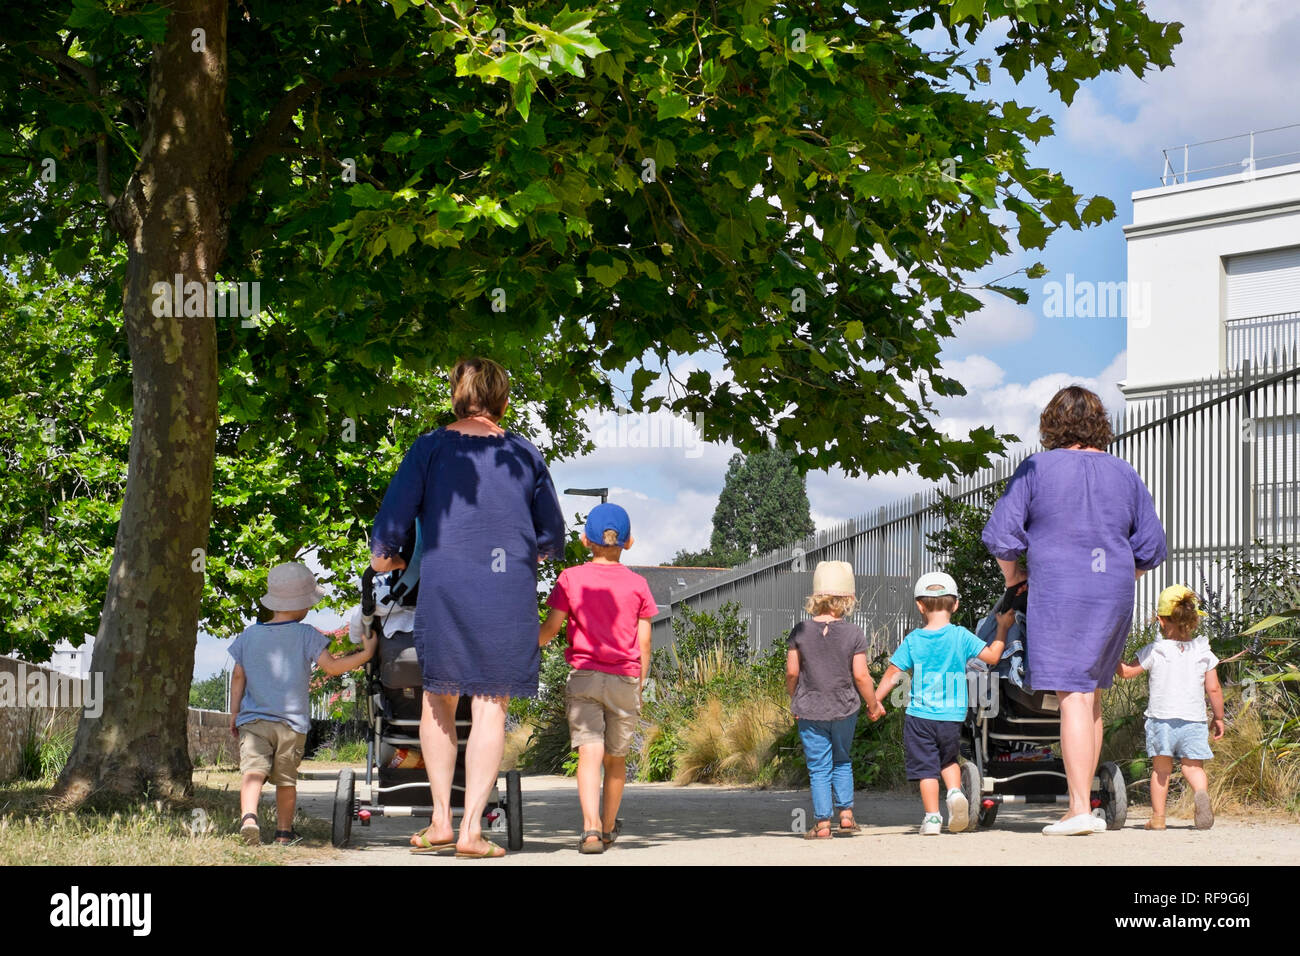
540,502,656,854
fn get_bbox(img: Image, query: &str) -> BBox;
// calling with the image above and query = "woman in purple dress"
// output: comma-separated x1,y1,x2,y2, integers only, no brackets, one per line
371,357,565,857
982,386,1166,836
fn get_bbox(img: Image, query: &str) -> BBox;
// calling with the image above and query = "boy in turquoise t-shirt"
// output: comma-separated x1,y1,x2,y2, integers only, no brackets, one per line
876,572,1011,835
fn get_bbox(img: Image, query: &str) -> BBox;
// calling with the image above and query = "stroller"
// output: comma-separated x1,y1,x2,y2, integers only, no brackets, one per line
955,584,1128,830
330,523,524,849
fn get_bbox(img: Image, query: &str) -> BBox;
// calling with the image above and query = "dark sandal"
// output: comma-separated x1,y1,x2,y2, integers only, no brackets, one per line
804,820,833,839
578,829,606,854
273,829,303,846
602,818,623,846
838,812,860,832
240,813,260,846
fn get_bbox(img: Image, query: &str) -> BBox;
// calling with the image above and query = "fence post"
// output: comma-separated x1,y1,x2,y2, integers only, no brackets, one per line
910,493,923,587
1241,360,1254,552
1163,387,1175,591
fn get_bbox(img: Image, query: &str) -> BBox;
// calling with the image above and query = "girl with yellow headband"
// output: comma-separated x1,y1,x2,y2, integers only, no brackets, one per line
1115,585,1225,831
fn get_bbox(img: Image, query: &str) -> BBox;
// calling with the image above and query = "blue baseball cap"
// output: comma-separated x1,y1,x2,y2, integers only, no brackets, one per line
584,502,631,547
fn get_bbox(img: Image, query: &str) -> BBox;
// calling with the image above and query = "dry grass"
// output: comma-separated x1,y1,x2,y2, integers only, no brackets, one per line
0,769,336,865
674,693,790,787
501,719,537,771
1166,702,1300,821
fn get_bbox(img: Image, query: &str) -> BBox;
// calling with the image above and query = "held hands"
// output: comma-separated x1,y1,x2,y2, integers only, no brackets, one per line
995,607,1016,632
868,700,886,721
362,630,379,661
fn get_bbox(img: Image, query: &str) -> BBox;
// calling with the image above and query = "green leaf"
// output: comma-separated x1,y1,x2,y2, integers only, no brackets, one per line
587,259,628,288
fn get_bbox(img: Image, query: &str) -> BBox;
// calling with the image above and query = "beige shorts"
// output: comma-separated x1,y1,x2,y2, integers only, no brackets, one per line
238,719,307,787
565,669,642,757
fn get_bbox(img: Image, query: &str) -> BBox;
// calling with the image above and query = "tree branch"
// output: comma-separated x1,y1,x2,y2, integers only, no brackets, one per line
228,65,413,204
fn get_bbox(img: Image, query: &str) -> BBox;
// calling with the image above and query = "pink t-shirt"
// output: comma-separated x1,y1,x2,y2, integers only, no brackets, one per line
546,562,657,676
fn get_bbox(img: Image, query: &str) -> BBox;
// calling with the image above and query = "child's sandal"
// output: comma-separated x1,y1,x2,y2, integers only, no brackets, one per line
804,820,833,839
240,813,260,846
273,829,303,846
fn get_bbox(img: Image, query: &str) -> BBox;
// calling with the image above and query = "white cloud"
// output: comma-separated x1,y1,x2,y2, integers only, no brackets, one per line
947,293,1038,352
1062,0,1300,166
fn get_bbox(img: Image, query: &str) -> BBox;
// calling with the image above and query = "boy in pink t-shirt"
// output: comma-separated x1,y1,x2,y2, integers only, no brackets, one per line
540,502,656,854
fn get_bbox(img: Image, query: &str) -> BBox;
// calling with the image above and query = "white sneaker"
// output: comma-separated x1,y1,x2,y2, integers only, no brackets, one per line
946,789,969,833
1042,813,1098,836
919,814,942,836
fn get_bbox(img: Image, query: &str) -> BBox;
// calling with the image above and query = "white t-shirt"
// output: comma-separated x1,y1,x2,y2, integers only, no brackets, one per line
1137,636,1219,721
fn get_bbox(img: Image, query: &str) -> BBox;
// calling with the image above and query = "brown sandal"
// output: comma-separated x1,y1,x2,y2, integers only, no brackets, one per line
838,811,860,833
804,820,833,839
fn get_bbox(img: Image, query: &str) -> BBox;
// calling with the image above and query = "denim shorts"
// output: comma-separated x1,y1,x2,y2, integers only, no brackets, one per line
1145,717,1214,761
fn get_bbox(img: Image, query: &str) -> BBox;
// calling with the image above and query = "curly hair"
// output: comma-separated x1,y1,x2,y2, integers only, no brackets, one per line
1159,592,1202,640
1039,385,1113,450
804,594,856,618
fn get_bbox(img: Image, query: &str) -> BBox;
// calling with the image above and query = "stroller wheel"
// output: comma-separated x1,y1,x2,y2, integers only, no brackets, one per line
505,769,524,851
958,760,980,832
332,768,356,848
1098,761,1127,830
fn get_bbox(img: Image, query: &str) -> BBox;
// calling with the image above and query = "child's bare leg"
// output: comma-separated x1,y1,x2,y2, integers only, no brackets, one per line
418,691,459,845
240,772,266,818
1181,759,1207,792
575,742,605,847
1150,756,1173,817
275,785,297,832
940,762,961,793
919,778,940,814
602,754,627,833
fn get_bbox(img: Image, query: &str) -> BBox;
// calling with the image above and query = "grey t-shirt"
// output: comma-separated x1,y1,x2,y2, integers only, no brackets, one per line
788,619,869,721
229,621,330,734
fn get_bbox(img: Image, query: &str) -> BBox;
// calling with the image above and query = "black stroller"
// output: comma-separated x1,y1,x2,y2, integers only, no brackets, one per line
956,585,1128,830
331,525,523,849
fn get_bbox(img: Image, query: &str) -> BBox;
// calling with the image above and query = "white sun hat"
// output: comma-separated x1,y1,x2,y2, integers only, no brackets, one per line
260,562,327,611
811,560,855,597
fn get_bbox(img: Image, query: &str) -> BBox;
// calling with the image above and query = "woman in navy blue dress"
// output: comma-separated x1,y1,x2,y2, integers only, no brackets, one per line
371,357,565,857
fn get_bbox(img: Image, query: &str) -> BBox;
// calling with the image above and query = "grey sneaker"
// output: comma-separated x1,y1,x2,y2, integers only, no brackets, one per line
919,814,942,836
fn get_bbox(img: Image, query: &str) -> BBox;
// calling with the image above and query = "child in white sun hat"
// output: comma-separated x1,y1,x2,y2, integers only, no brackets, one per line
785,560,886,839
229,562,375,846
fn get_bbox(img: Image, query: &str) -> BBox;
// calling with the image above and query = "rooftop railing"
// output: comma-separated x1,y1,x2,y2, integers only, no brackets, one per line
1160,123,1300,186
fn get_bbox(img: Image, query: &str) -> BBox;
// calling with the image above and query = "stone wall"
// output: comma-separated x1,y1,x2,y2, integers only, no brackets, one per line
0,657,236,782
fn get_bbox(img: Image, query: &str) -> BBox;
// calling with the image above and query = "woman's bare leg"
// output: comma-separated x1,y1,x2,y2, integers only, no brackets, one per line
1058,690,1100,818
417,691,459,845
457,694,509,853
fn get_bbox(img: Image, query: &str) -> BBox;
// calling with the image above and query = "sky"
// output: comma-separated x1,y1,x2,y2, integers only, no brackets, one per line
192,0,1300,680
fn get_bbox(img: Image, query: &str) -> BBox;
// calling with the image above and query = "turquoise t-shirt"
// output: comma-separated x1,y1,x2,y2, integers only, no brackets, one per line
889,623,986,721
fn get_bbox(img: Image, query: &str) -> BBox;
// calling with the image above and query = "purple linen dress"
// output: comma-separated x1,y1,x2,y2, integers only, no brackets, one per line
981,449,1166,693
371,428,566,698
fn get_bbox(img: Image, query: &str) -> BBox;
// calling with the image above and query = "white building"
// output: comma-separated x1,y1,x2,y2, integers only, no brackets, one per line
1125,128,1300,394
1122,127,1300,555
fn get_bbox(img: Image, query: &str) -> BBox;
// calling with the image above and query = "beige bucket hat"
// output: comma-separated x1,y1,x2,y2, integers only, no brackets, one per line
811,560,855,597
260,562,326,611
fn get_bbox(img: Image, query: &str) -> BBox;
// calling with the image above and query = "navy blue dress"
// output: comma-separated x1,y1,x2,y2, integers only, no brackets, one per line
371,428,566,698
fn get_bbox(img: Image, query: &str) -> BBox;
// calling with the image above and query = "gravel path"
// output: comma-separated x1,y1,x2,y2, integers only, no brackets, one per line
294,771,1299,866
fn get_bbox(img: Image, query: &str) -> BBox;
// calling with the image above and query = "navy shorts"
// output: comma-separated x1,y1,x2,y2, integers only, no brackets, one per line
903,713,961,781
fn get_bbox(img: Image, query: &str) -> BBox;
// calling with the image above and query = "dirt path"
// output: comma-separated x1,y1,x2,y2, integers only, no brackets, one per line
294,771,1299,866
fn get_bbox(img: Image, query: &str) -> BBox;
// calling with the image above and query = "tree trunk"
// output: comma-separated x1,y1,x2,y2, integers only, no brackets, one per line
58,1,229,804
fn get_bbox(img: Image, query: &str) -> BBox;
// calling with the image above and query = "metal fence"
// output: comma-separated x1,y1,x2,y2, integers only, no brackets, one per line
652,360,1300,655
1227,312,1300,371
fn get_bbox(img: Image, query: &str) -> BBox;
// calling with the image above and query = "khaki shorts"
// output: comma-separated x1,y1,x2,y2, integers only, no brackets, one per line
238,719,307,787
565,669,641,757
